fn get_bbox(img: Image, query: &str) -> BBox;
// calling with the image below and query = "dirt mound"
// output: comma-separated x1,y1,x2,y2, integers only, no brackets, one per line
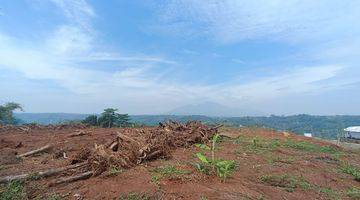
72,121,218,175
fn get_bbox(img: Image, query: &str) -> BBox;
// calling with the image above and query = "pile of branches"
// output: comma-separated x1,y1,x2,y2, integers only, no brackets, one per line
72,121,220,175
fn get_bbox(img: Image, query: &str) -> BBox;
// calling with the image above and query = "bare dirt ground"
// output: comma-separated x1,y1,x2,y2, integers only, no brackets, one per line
0,124,359,200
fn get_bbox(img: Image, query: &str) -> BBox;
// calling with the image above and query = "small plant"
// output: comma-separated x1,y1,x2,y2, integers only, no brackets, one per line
194,134,236,182
318,187,340,200
151,175,160,186
47,193,64,200
109,166,123,176
347,187,360,199
0,180,26,200
340,164,360,181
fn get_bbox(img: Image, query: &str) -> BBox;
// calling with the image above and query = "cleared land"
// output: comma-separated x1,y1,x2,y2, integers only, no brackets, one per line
0,123,359,200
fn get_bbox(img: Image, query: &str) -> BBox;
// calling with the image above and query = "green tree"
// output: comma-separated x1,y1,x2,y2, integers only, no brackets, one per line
82,114,98,126
98,108,131,128
0,102,23,125
116,114,131,127
98,108,118,128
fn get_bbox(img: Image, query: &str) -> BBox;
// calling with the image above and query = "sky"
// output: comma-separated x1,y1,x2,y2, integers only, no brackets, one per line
0,0,360,115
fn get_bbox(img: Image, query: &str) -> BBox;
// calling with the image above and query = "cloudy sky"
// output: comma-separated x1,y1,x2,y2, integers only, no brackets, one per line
0,0,359,115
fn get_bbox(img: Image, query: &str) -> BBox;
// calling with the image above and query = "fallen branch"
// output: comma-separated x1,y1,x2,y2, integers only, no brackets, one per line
16,144,52,158
69,130,89,137
0,163,86,184
49,171,93,186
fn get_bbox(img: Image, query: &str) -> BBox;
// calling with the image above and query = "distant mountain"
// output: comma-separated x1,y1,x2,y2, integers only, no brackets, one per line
14,113,89,125
166,102,266,117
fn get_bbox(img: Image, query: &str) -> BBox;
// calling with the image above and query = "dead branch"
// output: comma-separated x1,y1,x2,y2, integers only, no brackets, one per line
69,130,90,137
16,144,52,158
0,163,86,184
49,171,93,186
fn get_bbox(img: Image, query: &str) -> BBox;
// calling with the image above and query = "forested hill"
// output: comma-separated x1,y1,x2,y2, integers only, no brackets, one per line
14,113,360,139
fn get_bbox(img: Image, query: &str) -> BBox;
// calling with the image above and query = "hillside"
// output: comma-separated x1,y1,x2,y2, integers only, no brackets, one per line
0,124,359,199
14,113,360,139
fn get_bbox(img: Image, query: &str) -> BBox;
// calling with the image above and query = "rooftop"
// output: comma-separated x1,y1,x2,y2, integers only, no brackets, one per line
344,126,360,132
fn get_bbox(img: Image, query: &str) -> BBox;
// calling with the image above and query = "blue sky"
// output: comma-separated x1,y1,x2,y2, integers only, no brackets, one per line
0,0,360,115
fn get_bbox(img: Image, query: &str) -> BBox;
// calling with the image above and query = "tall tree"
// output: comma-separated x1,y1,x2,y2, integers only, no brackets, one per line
0,102,23,125
97,108,131,128
98,108,119,128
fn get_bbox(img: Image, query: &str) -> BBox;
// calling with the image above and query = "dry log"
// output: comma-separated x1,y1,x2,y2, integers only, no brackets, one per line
69,130,89,137
16,144,52,158
109,142,119,151
117,132,141,146
0,163,86,184
49,171,93,186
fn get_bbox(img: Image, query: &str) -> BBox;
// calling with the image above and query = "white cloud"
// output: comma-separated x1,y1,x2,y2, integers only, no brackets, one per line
155,0,360,43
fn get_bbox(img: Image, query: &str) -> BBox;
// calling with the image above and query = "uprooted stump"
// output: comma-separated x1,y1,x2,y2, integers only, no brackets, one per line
71,121,220,175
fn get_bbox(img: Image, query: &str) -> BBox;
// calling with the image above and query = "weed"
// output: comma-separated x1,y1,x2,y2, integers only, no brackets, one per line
267,156,295,165
283,140,317,151
340,164,360,181
109,166,123,176
47,193,63,200
283,139,342,157
27,173,41,181
260,174,311,192
235,137,281,154
0,180,27,200
194,134,236,182
347,187,360,199
118,192,152,200
152,165,191,178
151,175,160,186
200,196,208,200
150,165,191,183
319,187,340,200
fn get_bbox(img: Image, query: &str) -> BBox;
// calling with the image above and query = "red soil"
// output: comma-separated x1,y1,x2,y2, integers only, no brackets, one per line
0,126,359,200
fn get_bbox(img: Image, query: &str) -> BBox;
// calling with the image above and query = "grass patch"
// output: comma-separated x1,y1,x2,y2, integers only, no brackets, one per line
152,165,191,178
268,156,295,165
235,136,281,154
150,165,191,184
340,164,360,181
260,174,311,192
0,180,26,200
118,192,152,200
347,187,360,199
319,187,340,200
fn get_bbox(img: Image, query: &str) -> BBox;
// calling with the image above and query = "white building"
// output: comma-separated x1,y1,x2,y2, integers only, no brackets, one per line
304,133,312,138
344,126,360,139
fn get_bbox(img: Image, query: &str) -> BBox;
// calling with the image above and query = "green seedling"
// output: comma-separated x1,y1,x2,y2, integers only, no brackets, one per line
194,134,236,182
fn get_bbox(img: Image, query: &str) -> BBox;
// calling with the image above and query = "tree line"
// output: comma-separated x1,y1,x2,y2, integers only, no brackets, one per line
81,108,131,128
0,102,131,128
